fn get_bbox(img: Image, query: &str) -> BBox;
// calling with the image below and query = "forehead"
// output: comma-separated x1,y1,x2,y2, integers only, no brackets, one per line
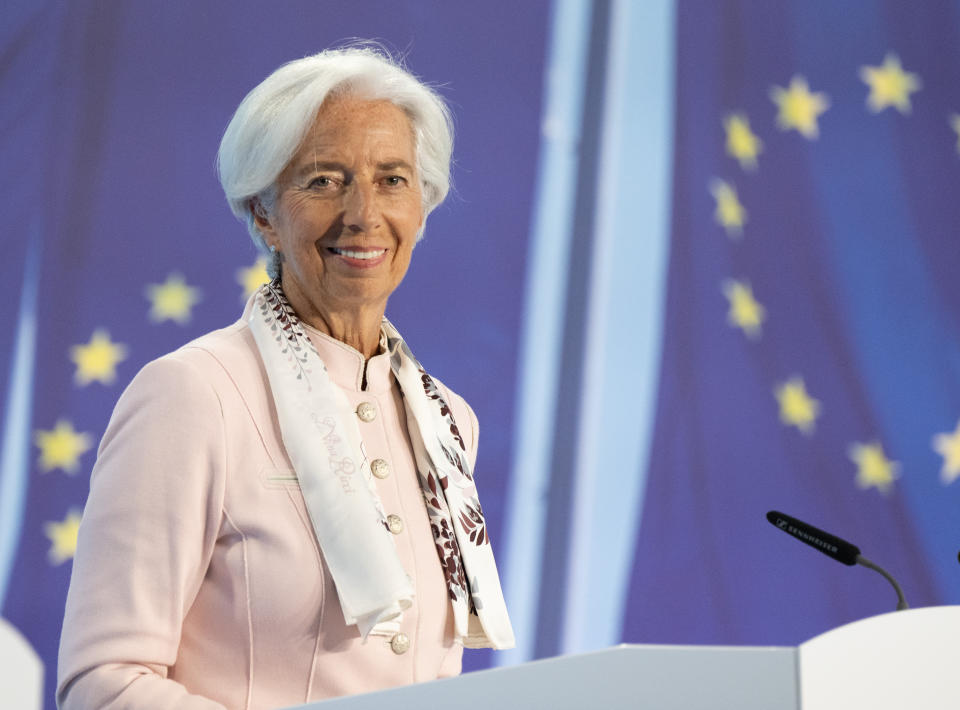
296,95,416,160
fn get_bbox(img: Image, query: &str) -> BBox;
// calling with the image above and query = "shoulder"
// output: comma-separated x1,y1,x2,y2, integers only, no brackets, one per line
104,319,263,439
170,318,259,377
125,319,260,398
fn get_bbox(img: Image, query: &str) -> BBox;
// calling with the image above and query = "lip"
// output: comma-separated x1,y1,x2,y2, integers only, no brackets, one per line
326,246,388,269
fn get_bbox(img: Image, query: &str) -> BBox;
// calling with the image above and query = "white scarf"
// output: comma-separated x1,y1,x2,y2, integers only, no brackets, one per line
248,281,514,650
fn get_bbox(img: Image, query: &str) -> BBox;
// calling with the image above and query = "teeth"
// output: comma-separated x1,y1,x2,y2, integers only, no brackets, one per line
332,248,386,260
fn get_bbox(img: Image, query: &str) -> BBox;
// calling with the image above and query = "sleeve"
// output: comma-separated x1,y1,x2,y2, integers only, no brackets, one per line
57,353,229,710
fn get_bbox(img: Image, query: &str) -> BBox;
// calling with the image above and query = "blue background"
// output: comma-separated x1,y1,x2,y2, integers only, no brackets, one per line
3,1,960,707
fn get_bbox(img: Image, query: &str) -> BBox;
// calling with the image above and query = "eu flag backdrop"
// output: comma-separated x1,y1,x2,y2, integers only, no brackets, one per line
624,0,960,645
3,1,960,708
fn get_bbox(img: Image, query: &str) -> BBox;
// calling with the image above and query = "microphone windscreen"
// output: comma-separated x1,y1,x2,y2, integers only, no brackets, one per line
766,510,861,566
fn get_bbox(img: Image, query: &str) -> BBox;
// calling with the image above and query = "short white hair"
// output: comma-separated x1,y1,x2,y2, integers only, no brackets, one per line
217,45,454,278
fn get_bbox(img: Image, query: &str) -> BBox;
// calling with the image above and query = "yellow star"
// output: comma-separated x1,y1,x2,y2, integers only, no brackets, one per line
709,179,747,237
932,419,960,485
950,114,960,155
145,273,202,324
33,420,92,474
44,509,82,565
724,113,763,170
774,376,821,434
722,279,765,339
770,75,830,139
849,441,900,494
860,54,921,115
70,329,129,386
236,257,271,299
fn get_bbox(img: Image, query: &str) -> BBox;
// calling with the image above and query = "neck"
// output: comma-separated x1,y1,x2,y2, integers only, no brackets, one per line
279,277,385,360
304,310,384,359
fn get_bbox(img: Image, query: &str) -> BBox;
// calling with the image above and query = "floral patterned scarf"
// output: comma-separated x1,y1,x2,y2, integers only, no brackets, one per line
249,280,514,650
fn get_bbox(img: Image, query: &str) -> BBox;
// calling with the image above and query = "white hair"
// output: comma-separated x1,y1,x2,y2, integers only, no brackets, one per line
217,46,454,278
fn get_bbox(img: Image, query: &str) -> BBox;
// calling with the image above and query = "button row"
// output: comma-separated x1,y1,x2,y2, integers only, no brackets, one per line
355,407,402,581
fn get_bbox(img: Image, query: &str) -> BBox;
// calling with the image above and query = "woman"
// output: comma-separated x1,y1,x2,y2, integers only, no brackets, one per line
57,47,514,710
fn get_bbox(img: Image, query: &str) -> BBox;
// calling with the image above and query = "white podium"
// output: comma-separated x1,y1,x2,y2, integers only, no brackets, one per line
285,606,960,710
0,617,43,710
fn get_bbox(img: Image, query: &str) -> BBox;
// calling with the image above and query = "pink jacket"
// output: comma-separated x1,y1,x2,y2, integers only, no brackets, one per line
57,305,476,709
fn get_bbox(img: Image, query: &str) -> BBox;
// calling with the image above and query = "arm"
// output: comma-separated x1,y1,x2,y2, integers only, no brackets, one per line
57,354,228,710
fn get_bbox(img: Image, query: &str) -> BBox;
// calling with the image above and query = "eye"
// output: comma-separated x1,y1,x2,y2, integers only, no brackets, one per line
382,175,406,187
307,175,340,190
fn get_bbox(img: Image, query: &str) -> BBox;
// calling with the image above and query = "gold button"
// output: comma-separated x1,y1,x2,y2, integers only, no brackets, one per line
386,514,404,535
371,458,390,479
356,401,377,422
390,632,410,655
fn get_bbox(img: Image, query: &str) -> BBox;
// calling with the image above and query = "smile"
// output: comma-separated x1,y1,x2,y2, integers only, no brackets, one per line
329,248,387,260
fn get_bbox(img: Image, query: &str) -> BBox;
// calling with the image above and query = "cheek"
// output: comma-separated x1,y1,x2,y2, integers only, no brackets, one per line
383,204,422,250
396,232,418,265
391,231,416,272
279,198,336,243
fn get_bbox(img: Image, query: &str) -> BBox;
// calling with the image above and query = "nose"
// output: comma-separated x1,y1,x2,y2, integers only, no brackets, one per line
342,182,379,233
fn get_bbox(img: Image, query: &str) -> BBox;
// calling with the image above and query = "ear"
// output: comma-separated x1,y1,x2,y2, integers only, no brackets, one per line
250,198,277,246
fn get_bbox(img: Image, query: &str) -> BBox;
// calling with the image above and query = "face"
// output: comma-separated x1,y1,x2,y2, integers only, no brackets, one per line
256,95,423,324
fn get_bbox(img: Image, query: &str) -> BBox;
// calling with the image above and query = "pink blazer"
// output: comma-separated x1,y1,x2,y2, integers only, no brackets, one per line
57,305,477,709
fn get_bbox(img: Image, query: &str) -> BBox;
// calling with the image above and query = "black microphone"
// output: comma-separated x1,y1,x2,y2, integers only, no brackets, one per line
765,510,860,565
766,510,908,611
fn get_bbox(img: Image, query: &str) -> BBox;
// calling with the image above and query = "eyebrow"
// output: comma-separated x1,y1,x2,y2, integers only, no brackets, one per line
291,159,415,178
377,160,415,173
293,161,347,178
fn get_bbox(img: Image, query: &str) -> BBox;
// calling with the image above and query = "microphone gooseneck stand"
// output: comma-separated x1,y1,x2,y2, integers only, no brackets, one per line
855,555,909,611
766,510,909,612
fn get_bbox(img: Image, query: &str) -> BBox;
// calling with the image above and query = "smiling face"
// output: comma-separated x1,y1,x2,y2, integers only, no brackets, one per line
256,95,424,331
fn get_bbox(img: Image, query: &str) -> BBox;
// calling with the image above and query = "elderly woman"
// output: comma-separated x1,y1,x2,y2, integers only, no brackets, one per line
57,47,514,710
